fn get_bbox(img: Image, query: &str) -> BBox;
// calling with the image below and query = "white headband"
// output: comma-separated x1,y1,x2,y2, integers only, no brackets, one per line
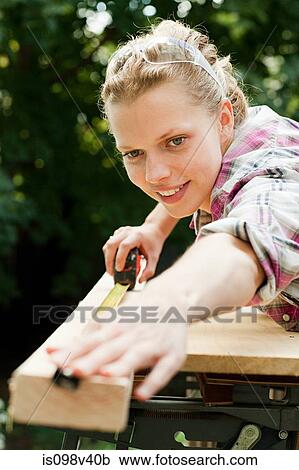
110,35,226,97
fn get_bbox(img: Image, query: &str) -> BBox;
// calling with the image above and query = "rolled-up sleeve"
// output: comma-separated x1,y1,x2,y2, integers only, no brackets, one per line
197,169,299,305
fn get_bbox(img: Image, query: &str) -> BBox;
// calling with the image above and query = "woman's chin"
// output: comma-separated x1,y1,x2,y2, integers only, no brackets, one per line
162,205,198,219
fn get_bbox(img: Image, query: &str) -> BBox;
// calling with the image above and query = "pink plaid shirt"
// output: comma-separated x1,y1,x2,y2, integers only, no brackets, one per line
189,105,299,331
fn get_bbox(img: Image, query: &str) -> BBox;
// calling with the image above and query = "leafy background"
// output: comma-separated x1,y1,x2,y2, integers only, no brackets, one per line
0,0,298,449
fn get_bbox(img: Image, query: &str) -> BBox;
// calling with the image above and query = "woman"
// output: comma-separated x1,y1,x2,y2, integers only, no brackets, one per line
48,20,299,401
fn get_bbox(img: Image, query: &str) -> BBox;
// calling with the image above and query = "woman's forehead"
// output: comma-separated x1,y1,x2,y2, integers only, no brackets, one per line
107,83,208,145
108,82,200,120
110,109,197,152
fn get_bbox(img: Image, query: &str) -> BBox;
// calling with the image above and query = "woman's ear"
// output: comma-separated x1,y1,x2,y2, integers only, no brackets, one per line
218,99,234,153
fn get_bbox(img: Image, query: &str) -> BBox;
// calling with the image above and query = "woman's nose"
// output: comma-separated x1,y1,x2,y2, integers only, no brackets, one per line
145,154,172,184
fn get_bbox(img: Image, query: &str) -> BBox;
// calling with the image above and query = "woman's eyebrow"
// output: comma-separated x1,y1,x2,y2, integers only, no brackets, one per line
156,128,183,141
116,128,186,151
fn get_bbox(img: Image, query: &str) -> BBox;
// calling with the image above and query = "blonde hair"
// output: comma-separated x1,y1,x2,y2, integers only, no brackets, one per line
99,19,249,128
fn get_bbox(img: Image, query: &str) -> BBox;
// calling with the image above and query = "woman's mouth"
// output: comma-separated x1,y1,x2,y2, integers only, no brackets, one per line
156,181,190,204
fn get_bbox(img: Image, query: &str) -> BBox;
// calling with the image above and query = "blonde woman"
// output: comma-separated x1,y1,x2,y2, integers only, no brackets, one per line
48,20,299,401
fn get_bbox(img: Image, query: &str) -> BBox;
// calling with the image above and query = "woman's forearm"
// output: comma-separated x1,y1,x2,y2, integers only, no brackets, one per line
148,232,266,319
144,202,180,239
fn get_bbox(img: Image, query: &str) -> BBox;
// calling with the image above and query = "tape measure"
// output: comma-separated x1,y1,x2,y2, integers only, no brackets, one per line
53,248,142,390
94,247,142,315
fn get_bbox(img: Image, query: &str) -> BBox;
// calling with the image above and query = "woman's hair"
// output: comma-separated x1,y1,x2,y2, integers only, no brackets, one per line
99,19,249,128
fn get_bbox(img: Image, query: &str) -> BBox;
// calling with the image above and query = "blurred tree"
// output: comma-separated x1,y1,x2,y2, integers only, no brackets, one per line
0,0,298,307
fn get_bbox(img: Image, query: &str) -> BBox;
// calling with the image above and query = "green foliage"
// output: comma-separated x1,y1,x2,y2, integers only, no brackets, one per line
0,0,298,305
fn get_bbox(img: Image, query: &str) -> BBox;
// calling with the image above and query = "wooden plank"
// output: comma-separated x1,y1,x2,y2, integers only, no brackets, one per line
8,274,299,433
184,308,299,376
8,273,143,432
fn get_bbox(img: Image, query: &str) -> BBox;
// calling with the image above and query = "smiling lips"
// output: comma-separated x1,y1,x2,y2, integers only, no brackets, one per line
157,184,185,196
155,181,190,204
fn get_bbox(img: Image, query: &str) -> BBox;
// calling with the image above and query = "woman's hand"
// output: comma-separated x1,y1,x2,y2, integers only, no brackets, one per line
47,285,188,401
103,223,167,283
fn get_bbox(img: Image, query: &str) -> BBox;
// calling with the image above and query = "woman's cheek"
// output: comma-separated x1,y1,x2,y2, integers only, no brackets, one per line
127,169,160,201
124,163,146,189
126,157,147,178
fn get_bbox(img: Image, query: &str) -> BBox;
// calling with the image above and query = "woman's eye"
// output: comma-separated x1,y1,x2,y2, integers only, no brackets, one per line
168,136,186,147
123,149,141,159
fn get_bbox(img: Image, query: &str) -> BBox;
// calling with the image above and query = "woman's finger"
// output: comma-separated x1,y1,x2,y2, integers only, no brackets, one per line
102,227,132,275
98,343,157,378
46,346,60,354
69,332,136,376
102,231,132,275
114,236,141,271
134,354,183,400
47,323,124,367
139,255,158,283
102,235,121,276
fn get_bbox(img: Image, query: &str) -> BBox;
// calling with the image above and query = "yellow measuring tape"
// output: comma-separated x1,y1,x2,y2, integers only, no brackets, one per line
94,282,130,316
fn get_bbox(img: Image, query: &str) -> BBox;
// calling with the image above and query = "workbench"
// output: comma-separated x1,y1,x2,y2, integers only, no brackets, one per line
8,274,299,450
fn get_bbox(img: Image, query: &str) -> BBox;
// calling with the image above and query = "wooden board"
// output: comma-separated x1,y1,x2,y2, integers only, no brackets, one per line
184,308,299,376
8,273,141,433
8,273,299,432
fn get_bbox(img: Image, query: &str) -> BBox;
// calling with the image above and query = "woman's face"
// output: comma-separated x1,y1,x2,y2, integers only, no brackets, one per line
107,81,234,218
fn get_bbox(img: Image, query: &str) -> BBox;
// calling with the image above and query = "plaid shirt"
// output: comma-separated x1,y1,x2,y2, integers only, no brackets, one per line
189,105,299,332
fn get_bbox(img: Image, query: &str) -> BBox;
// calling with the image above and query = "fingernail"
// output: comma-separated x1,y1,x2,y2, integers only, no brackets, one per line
61,367,74,377
99,369,111,377
136,386,149,399
71,360,88,375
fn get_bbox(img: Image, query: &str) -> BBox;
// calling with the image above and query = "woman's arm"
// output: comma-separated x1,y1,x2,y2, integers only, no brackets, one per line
148,232,266,318
47,232,265,401
144,202,180,239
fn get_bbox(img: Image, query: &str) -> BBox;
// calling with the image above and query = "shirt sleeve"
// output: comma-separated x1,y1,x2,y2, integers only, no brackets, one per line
197,170,299,305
